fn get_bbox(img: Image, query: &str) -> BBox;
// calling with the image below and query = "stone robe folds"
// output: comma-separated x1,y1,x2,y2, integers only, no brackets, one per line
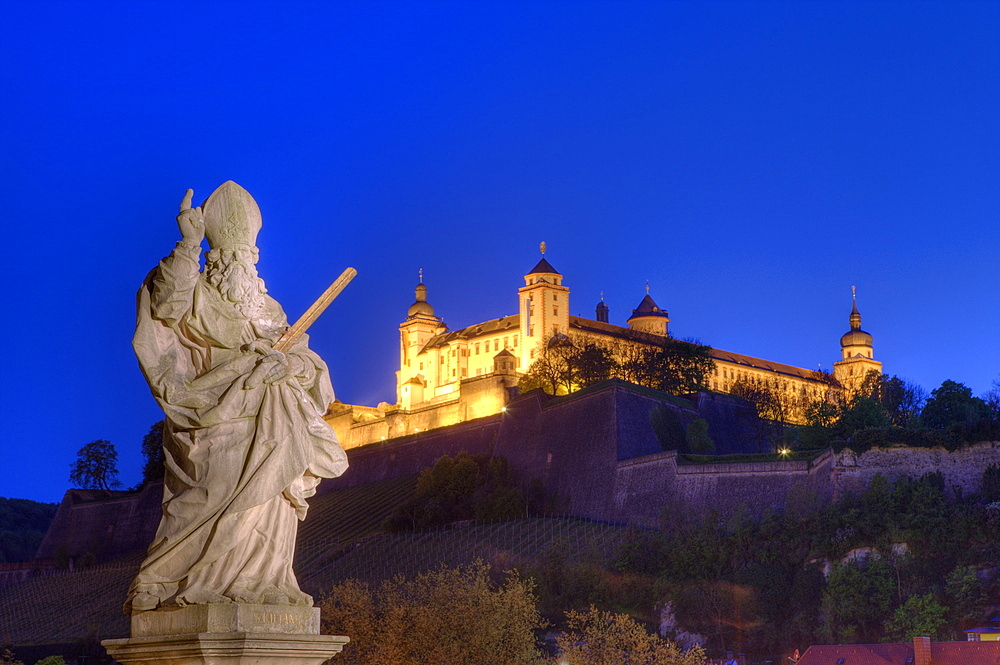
128,242,348,611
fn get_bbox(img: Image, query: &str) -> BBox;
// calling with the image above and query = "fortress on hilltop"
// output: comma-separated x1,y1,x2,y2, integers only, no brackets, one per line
324,247,881,448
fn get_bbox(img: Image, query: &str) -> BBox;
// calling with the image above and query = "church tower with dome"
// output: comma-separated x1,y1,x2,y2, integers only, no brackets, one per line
833,287,882,393
397,272,446,409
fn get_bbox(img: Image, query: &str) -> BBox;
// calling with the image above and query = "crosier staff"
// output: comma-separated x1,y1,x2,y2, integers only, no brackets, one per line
243,267,357,390
274,267,357,352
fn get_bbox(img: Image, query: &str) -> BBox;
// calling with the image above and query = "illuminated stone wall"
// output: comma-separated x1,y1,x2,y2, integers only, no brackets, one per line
326,370,518,449
832,442,1000,500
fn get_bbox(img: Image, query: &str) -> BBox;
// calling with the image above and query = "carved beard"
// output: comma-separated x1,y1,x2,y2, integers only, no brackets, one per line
205,253,267,319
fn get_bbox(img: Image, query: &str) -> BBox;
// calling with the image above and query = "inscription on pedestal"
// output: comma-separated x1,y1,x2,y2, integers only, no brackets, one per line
250,610,312,631
131,604,320,637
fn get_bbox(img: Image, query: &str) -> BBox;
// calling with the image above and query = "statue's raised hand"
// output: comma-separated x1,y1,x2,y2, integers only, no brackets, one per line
177,188,205,245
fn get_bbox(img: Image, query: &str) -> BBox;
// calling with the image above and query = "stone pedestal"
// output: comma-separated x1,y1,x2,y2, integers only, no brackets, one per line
102,605,349,665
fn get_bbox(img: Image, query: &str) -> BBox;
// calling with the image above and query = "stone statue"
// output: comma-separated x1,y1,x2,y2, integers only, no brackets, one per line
126,181,348,614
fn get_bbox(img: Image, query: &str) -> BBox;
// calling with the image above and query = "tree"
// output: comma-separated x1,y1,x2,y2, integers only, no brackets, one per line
821,558,894,643
836,396,891,436
137,420,165,488
319,562,546,665
674,580,758,657
0,497,58,563
921,380,991,428
874,375,926,428
730,379,791,449
686,418,715,454
383,453,526,530
573,342,616,389
68,440,120,490
983,378,1000,420
882,593,947,642
519,335,578,395
556,605,705,665
521,335,714,398
621,337,715,396
944,565,986,627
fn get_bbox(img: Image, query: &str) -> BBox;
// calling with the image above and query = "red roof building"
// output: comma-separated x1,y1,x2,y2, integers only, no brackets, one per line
796,636,1000,665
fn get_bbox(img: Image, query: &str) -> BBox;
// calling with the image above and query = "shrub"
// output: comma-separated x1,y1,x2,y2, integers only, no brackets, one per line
556,605,705,665
685,419,715,454
319,562,546,665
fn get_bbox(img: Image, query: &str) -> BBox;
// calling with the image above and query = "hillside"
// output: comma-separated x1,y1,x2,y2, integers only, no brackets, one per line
0,498,58,563
0,471,630,648
0,474,415,646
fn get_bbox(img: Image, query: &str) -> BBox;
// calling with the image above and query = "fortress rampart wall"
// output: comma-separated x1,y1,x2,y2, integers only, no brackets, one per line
832,442,999,500
35,382,999,562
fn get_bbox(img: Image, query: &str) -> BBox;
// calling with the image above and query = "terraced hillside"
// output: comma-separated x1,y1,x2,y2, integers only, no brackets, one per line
0,474,418,647
301,517,628,596
1,470,631,650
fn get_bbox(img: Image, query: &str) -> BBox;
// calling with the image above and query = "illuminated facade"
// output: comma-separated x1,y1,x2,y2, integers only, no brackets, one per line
325,252,880,448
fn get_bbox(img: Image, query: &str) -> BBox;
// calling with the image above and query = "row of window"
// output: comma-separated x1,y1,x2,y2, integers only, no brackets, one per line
715,365,817,396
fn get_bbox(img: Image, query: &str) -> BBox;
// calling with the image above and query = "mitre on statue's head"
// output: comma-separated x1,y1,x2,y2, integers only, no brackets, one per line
202,181,263,249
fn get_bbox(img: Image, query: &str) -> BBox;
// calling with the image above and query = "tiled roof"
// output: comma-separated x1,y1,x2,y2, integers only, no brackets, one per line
421,315,520,351
797,641,1000,665
418,313,829,386
629,293,668,318
528,257,560,275
710,349,831,383
570,317,829,384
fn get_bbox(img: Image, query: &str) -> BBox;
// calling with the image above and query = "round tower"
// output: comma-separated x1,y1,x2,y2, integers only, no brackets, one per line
595,294,609,323
626,285,669,337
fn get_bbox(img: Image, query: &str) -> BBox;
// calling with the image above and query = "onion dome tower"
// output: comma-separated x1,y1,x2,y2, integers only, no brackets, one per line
626,283,669,337
833,286,882,390
398,270,445,406
407,281,435,319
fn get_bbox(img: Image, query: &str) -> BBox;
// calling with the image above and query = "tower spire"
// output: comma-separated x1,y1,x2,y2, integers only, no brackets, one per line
850,286,862,330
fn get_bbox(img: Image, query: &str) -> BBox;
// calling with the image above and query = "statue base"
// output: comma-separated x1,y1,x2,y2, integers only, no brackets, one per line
102,604,349,665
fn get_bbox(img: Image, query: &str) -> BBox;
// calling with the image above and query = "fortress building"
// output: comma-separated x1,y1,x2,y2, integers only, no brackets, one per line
325,248,880,448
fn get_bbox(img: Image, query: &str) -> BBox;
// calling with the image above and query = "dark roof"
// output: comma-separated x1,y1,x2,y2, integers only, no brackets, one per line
420,314,520,351
796,641,1000,665
628,294,668,319
528,257,560,275
710,349,832,383
569,316,830,384
841,328,874,347
494,348,516,358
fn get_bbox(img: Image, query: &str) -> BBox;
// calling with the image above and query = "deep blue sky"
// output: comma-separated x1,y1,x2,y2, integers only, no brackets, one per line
1,1,997,503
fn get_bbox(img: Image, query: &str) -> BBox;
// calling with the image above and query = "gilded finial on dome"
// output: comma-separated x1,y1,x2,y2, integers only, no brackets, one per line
419,268,423,284
645,281,650,295
540,241,547,256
